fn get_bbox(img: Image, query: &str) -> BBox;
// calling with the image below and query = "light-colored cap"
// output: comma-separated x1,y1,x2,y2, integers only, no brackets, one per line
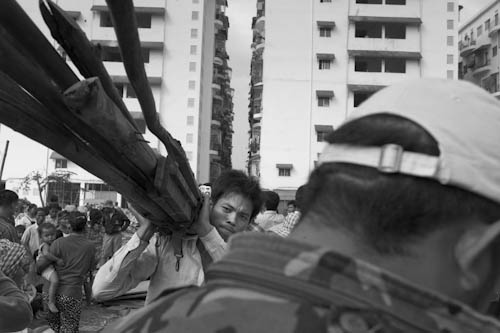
318,79,500,204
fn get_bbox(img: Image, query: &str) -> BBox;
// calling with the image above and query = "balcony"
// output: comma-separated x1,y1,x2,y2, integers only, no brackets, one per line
459,39,477,57
472,59,492,77
215,18,224,30
105,62,162,84
349,0,421,24
92,0,165,14
214,56,224,66
489,22,500,37
212,83,221,91
348,69,419,91
348,37,421,59
91,27,164,49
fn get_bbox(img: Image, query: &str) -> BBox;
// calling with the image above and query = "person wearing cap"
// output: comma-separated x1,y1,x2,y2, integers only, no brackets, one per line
104,79,500,332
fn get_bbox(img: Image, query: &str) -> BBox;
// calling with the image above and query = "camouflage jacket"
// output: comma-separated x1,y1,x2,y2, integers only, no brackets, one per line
106,233,500,333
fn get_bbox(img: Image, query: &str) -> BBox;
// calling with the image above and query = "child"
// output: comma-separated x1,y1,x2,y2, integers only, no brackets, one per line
14,225,25,241
37,223,63,313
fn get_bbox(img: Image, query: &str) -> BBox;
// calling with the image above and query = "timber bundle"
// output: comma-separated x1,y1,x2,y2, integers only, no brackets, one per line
0,0,201,232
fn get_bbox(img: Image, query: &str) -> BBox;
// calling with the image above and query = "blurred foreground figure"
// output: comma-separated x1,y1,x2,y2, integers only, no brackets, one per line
106,79,500,332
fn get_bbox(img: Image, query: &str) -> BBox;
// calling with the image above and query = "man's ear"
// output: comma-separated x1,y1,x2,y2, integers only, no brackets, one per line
454,221,500,290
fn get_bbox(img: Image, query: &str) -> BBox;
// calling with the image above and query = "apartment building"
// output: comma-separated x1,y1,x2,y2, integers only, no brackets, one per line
458,0,500,98
248,0,458,198
12,0,233,206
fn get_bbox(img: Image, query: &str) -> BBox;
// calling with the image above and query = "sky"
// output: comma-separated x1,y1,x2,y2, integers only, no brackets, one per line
0,0,494,181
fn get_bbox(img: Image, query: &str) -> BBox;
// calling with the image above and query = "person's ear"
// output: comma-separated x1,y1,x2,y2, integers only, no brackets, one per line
454,221,500,290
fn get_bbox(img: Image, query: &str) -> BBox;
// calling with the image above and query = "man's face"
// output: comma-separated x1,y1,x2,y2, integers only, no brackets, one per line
210,192,253,241
287,204,295,214
28,207,37,217
49,208,58,218
35,211,46,225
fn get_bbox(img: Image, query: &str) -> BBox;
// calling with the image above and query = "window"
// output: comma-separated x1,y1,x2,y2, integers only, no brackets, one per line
355,22,382,38
190,45,197,55
187,116,194,125
356,0,382,3
193,0,199,3
447,54,454,64
385,58,406,73
101,47,122,62
319,59,331,70
496,13,498,26
447,2,454,12
355,57,382,72
386,0,406,4
318,97,330,107
447,20,454,30
191,29,198,38
320,0,332,2
319,27,332,37
126,85,137,98
447,70,454,79
486,19,491,31
188,80,196,90
353,91,374,107
385,23,406,39
114,83,124,96
186,151,193,160
192,11,199,20
189,62,197,72
136,13,152,28
186,133,194,143
101,12,151,29
493,46,498,57
187,98,195,107
100,12,113,27
317,131,329,142
478,25,483,36
278,168,291,177
85,183,114,192
55,159,67,169
447,36,454,46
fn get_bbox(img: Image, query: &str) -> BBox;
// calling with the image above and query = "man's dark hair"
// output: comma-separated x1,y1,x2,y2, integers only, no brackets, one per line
287,200,296,207
0,190,18,207
35,208,47,216
262,191,280,211
68,211,87,232
38,222,56,237
301,114,500,255
211,170,263,219
27,204,37,211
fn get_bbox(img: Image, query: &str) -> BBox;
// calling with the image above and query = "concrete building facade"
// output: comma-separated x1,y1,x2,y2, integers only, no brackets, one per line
11,0,234,206
248,0,458,198
458,0,500,99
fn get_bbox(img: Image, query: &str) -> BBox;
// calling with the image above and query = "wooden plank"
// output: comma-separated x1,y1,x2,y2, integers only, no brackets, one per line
0,35,153,191
0,72,173,227
105,0,201,200
0,0,78,90
64,78,157,180
39,0,139,133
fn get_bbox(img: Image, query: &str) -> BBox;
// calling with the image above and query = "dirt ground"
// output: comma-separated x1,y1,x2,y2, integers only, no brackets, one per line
29,299,144,332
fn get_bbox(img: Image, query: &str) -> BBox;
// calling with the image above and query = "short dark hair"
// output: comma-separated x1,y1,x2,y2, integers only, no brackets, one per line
287,200,296,207
263,191,280,211
301,114,500,255
15,225,25,234
28,204,37,211
0,190,18,207
68,211,87,232
212,170,263,219
38,222,56,237
36,208,47,216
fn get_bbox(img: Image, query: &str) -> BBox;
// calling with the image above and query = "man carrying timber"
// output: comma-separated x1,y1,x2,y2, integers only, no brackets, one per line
105,79,500,332
93,170,262,304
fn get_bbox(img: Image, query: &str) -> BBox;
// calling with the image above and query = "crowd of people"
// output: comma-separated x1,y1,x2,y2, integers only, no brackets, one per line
2,78,500,332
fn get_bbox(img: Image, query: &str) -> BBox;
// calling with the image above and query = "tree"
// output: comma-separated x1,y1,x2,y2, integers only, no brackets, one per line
18,170,75,207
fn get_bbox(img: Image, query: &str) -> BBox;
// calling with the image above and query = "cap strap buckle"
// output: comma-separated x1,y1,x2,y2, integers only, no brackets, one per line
378,144,403,173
